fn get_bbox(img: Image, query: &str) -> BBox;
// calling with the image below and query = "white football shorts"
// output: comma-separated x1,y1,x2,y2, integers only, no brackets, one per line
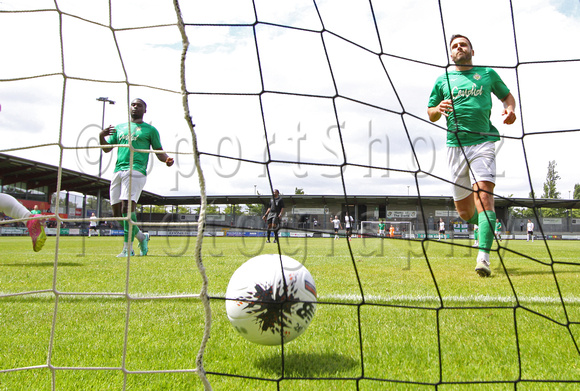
447,141,496,201
110,170,147,205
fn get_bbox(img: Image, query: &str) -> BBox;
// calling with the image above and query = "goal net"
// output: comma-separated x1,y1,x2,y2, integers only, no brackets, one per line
1,0,579,390
360,221,414,239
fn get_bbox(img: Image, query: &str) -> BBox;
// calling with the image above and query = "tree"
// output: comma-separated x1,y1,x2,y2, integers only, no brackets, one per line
143,205,170,213
51,192,80,214
295,187,304,195
246,203,265,216
85,195,98,210
224,204,243,216
571,184,580,218
574,183,580,199
510,207,533,218
541,160,561,199
194,205,220,215
176,206,191,214
508,194,533,218
541,160,565,217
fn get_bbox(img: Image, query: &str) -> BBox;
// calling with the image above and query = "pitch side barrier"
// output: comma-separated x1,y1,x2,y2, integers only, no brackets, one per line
3,227,580,240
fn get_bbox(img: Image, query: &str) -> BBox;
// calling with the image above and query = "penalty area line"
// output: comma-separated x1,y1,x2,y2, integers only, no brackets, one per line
2,291,580,305
318,293,580,305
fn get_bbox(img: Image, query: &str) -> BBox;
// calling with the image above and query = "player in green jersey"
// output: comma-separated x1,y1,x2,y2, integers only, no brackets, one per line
495,219,502,241
378,220,386,238
100,98,174,257
428,35,516,277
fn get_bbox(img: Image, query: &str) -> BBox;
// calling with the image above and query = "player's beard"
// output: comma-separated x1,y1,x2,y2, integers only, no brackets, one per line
452,50,472,66
130,111,143,122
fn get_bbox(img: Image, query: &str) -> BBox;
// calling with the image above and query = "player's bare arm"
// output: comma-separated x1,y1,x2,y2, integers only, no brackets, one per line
501,92,517,125
153,148,174,167
99,125,115,153
427,99,453,122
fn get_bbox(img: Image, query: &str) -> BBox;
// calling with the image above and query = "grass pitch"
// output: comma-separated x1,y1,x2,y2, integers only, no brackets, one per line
0,235,579,390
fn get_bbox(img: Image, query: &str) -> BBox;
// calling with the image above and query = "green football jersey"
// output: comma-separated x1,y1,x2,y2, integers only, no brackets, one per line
428,67,510,147
107,122,163,176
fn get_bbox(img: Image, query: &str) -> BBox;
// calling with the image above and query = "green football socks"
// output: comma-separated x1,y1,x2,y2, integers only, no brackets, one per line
478,210,496,254
131,212,140,242
122,213,129,242
122,212,140,243
467,212,479,225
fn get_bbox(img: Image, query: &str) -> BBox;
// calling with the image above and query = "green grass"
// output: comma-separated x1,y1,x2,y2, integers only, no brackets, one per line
1,235,579,390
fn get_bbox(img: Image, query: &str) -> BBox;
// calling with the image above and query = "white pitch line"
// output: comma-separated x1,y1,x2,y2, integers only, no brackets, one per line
2,292,580,305
318,293,580,305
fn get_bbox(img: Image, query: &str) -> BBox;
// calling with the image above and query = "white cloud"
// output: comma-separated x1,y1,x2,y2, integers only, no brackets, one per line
513,0,580,62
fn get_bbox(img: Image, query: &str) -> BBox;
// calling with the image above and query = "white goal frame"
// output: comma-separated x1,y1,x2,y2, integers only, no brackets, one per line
360,221,414,239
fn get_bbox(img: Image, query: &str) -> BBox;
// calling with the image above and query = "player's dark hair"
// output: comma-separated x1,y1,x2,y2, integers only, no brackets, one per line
449,34,473,50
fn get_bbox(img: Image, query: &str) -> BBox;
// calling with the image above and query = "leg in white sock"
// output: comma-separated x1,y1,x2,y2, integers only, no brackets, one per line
0,193,32,219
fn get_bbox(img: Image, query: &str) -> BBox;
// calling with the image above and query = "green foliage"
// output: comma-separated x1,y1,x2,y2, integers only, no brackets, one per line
511,207,567,219
508,194,534,218
246,203,265,216
295,187,304,194
541,160,561,199
142,205,168,213
537,160,566,217
510,207,534,218
542,208,567,218
224,204,243,216
574,184,580,199
176,205,192,214
193,204,265,216
194,204,220,215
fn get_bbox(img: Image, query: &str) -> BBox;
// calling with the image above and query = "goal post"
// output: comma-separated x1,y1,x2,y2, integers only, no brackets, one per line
360,221,414,239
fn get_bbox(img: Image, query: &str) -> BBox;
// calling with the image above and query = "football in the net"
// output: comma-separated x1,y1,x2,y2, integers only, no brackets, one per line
225,254,317,345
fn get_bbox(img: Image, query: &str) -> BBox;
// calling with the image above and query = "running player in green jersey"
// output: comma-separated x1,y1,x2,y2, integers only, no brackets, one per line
495,219,502,241
473,224,479,248
100,98,174,257
428,35,516,277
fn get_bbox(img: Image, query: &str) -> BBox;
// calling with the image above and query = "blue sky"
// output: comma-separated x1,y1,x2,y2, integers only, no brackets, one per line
1,0,579,200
